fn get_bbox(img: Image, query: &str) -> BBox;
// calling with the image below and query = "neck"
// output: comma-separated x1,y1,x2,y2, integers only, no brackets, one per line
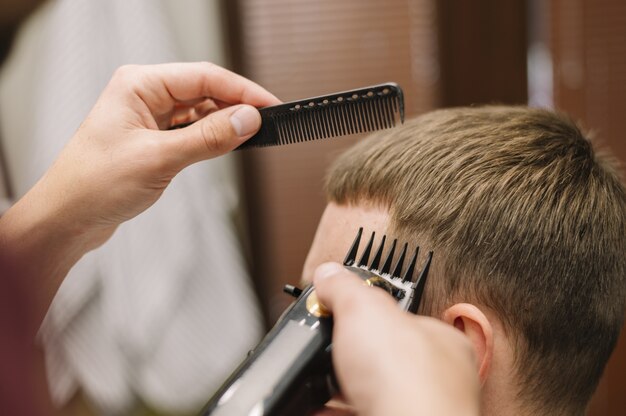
480,376,524,416
481,385,579,416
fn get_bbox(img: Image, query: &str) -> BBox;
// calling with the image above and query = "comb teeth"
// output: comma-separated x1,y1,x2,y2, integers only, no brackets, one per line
343,229,426,281
237,83,404,149
369,235,387,271
343,227,363,267
380,239,397,275
358,232,375,267
408,251,433,314
343,228,432,315
402,247,419,283
392,243,408,278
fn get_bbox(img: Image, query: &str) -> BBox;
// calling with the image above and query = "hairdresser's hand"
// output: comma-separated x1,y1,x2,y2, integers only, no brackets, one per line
312,263,480,416
44,62,279,244
0,62,279,326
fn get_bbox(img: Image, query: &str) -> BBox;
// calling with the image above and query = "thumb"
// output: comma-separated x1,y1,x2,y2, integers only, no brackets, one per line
313,262,398,317
162,104,261,168
313,262,362,313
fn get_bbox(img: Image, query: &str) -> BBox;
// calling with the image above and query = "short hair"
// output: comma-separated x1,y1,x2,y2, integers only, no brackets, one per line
325,106,626,414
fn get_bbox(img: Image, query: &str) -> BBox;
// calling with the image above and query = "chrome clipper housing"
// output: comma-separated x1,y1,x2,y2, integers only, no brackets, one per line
201,228,432,416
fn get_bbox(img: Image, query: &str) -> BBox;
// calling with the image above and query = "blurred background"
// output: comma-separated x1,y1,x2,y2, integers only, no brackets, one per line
1,0,625,415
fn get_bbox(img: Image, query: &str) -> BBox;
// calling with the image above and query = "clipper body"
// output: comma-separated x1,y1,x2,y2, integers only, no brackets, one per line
201,283,334,416
201,229,432,416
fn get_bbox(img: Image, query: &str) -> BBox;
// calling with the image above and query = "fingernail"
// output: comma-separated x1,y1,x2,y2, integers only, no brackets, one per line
314,262,344,281
230,105,260,137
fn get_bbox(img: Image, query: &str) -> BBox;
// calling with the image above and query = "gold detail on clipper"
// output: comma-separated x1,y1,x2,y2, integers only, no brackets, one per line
306,290,331,318
363,276,396,296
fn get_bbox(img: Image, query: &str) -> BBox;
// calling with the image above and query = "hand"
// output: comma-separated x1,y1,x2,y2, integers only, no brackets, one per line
0,62,279,325
38,62,279,245
313,262,480,416
0,62,279,414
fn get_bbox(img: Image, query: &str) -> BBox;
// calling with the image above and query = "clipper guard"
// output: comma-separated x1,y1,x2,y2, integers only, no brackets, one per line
201,228,432,416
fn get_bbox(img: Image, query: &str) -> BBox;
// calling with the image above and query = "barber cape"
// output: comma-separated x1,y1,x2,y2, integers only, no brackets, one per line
0,0,263,414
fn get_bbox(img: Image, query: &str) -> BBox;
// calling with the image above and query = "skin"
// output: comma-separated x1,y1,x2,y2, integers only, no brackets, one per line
302,202,390,284
313,263,480,416
0,62,282,415
304,202,520,415
0,63,483,415
0,62,280,335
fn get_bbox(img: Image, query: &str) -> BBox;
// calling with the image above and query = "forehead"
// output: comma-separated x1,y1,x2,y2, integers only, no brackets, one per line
301,202,390,284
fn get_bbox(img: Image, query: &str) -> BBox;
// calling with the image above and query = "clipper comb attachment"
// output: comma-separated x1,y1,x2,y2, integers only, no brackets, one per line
343,227,432,314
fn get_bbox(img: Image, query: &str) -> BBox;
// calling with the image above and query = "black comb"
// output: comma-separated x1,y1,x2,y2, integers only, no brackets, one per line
343,227,432,314
170,83,404,149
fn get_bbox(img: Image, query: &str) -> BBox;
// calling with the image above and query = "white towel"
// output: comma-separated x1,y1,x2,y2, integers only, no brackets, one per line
0,0,263,414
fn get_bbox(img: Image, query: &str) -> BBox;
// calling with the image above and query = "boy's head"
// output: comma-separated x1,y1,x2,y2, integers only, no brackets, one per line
302,106,626,415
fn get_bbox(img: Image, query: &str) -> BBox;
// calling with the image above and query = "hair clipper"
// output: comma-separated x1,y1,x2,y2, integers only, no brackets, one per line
201,228,432,415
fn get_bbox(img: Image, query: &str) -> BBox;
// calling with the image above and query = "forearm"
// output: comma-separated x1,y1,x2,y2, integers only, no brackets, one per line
0,178,104,331
0,63,277,336
0,184,62,415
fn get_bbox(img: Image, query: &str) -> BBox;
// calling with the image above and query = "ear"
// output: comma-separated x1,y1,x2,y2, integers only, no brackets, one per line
442,303,493,383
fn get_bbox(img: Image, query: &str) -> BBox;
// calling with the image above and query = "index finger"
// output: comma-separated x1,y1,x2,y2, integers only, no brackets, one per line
111,62,281,116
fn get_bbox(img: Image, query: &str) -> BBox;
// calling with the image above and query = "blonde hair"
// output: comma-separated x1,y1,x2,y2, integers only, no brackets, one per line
326,106,626,414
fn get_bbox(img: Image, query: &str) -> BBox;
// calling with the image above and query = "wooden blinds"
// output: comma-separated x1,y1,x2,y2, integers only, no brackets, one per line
229,0,441,322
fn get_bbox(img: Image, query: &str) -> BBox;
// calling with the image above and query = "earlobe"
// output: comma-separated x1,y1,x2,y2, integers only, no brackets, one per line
442,303,493,383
